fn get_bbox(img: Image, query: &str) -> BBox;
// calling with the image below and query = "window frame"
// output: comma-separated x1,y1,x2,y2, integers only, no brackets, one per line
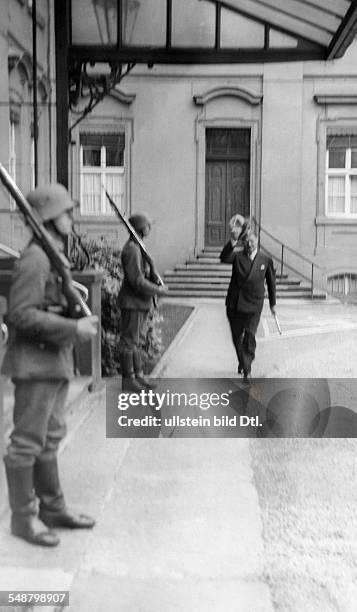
316,119,357,225
325,138,357,218
79,138,125,216
74,121,132,220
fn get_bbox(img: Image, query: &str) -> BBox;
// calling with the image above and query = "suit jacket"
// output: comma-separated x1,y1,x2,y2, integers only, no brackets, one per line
118,239,161,310
1,240,78,380
220,242,276,313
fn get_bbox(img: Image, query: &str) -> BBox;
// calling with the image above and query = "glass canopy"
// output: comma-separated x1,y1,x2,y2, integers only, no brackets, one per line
70,0,357,63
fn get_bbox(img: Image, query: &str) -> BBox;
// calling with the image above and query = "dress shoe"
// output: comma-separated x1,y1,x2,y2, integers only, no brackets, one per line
11,515,60,547
39,508,95,529
238,364,243,374
242,370,251,384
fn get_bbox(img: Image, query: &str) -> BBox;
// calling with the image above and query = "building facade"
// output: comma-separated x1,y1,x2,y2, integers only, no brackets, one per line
71,39,357,293
1,2,357,295
0,0,55,251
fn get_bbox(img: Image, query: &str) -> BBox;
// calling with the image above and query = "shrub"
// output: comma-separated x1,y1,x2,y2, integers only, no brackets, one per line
80,237,163,376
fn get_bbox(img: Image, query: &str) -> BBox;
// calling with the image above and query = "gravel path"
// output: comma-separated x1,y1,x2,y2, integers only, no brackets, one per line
251,439,357,612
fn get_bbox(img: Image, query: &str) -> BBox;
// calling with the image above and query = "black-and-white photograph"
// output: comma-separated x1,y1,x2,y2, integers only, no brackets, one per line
1,1,357,610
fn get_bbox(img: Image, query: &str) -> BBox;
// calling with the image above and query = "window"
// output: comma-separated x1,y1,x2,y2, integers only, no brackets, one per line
326,135,357,217
79,133,125,215
328,273,357,296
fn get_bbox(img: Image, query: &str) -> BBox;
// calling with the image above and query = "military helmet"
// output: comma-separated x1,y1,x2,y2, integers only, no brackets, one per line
26,184,75,222
129,213,152,233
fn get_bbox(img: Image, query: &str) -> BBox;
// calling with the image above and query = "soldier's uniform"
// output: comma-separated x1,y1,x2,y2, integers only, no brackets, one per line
118,214,166,390
2,184,95,547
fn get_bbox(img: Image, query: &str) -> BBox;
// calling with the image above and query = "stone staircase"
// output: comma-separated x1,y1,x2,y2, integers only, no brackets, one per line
164,247,326,299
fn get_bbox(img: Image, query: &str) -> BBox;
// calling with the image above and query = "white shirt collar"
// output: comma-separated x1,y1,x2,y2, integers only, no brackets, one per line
249,248,258,261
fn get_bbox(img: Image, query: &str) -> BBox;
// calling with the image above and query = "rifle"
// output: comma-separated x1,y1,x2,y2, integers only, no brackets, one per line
0,163,91,318
103,188,164,286
0,242,89,305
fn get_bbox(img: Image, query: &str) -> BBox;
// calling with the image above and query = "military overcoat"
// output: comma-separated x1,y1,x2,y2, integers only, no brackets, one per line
1,240,77,380
118,239,161,310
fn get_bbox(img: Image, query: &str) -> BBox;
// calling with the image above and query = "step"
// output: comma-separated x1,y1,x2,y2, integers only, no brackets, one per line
167,268,232,277
194,254,222,260
201,246,223,252
164,274,301,286
165,282,304,291
174,262,289,276
185,260,232,267
166,289,227,297
166,279,229,287
189,257,223,264
164,269,290,285
166,289,326,299
175,264,232,272
196,253,222,259
166,287,309,295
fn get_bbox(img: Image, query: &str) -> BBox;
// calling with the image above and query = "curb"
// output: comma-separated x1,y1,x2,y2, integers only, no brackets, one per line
150,305,199,378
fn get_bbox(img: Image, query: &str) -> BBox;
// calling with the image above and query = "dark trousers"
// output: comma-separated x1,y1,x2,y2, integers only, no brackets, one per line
119,309,150,376
119,309,149,352
5,379,69,469
227,308,261,373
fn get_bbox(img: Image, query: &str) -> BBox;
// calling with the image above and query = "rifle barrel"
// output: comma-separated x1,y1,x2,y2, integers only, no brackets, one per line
0,163,91,317
104,188,164,285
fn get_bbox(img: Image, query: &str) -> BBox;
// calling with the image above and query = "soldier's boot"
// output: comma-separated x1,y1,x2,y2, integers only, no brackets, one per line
120,350,145,391
4,460,59,547
34,457,95,529
133,349,157,390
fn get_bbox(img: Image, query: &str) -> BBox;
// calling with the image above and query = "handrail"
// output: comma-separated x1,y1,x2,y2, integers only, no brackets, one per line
259,245,312,283
252,217,322,269
252,217,321,299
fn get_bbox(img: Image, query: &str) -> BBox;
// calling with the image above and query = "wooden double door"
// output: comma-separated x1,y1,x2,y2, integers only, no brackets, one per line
205,128,251,247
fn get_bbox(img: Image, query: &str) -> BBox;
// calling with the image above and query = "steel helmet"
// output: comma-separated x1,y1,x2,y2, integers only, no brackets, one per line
129,213,152,233
26,184,75,222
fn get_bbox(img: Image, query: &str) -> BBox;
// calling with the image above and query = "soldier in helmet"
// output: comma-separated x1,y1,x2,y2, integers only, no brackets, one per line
2,183,98,547
118,213,168,391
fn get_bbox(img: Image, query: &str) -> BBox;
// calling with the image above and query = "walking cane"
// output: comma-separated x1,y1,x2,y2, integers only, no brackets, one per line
273,312,282,335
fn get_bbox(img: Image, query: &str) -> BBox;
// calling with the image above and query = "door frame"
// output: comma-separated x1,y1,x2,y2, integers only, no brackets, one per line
195,118,261,254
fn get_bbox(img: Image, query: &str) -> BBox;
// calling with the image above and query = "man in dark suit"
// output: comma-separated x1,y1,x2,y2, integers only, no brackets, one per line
220,229,276,381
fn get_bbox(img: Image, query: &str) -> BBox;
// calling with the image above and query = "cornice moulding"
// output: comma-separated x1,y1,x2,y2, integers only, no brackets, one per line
194,86,262,107
314,94,357,104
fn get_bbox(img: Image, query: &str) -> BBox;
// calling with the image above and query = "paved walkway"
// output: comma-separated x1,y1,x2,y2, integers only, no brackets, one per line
1,296,357,611
155,297,357,379
0,391,273,612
